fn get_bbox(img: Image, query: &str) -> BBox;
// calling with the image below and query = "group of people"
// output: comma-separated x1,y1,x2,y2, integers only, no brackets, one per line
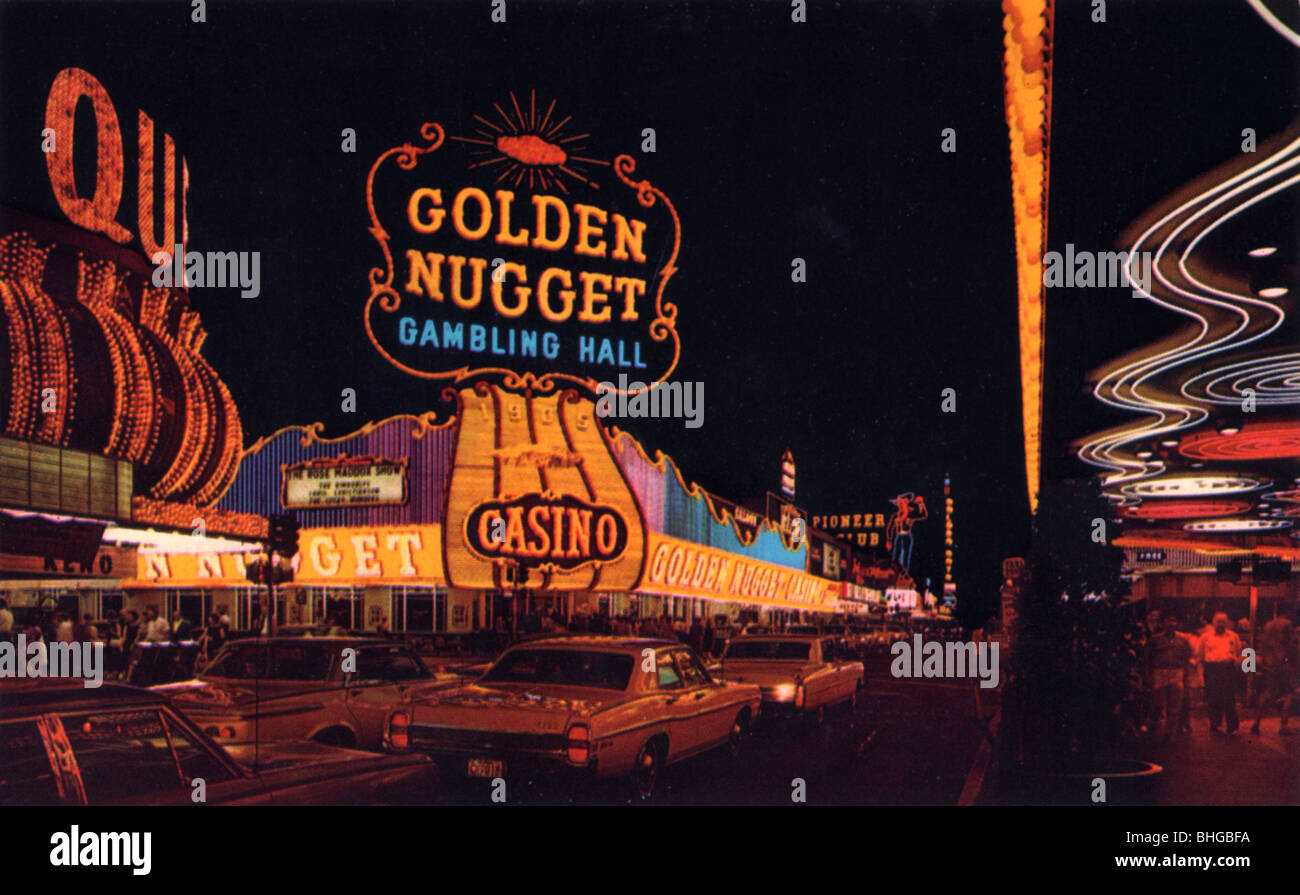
0,601,237,674
1142,601,1297,742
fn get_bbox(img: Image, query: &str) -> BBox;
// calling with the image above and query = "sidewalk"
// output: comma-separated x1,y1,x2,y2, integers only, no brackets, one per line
1145,710,1300,806
972,701,1298,806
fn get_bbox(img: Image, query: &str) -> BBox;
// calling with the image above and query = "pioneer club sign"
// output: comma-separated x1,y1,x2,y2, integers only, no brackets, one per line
364,91,681,392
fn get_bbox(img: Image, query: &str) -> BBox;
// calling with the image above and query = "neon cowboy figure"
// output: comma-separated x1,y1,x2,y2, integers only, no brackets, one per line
886,493,927,574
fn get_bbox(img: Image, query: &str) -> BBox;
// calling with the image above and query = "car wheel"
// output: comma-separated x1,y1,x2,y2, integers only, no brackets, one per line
631,738,662,801
312,727,356,749
727,710,750,759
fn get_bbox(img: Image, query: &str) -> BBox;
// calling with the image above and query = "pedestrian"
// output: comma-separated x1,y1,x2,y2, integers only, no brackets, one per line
689,617,704,654
55,612,74,644
1140,608,1162,735
1178,616,1208,731
142,606,170,642
120,610,140,653
72,613,98,643
1252,600,1297,736
199,612,227,663
1198,612,1243,733
0,597,13,633
1146,613,1192,742
171,609,193,641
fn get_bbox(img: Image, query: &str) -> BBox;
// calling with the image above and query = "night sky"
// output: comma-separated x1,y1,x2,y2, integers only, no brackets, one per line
2,0,1295,622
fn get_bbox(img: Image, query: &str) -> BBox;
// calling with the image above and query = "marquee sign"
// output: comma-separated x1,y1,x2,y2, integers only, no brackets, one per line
281,455,408,510
364,92,681,394
639,533,841,611
129,525,445,586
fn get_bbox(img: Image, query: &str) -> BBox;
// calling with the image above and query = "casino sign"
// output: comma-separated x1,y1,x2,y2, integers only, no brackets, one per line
464,492,629,571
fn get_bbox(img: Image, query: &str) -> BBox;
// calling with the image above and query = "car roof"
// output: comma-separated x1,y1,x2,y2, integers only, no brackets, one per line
220,635,395,646
0,680,168,716
508,635,680,651
730,633,820,641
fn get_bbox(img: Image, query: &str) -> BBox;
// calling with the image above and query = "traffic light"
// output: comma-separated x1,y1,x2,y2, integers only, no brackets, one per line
1255,560,1291,586
243,556,293,586
268,512,300,558
1216,561,1242,584
244,558,269,585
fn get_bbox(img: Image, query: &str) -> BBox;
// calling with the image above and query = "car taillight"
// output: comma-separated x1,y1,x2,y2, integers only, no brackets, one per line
387,711,410,752
567,724,590,765
795,684,806,708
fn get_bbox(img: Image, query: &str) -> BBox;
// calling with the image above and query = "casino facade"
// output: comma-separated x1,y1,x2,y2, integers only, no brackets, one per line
0,70,918,634
114,385,902,635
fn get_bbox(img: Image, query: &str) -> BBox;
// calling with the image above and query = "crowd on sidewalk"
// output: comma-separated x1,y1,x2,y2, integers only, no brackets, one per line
0,598,234,675
1140,599,1297,742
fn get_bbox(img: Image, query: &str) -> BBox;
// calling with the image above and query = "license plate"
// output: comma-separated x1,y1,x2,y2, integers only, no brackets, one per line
467,757,505,778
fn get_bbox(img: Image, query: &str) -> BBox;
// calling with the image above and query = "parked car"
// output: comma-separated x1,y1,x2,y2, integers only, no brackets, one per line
385,636,762,800
153,636,465,751
0,680,438,805
718,634,865,724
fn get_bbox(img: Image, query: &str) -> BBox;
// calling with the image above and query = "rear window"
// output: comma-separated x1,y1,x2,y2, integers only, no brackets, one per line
0,720,61,805
61,710,183,802
481,649,634,690
351,646,429,682
724,640,811,661
203,643,335,680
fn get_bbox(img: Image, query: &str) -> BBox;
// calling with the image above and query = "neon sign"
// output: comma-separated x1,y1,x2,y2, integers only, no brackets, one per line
464,493,629,570
43,68,188,264
364,92,681,393
886,492,927,574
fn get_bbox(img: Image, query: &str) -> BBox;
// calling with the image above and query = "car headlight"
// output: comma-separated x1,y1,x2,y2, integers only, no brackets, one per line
772,684,796,701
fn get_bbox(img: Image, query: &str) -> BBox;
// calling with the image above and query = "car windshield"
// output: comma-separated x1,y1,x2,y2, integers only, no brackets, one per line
203,643,334,680
480,649,634,690
725,640,812,661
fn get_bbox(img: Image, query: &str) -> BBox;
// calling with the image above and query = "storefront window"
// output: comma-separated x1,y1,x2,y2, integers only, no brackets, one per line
100,592,123,618
398,587,446,633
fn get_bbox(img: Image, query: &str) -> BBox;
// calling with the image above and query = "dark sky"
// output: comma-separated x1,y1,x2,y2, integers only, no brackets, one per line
2,0,1295,621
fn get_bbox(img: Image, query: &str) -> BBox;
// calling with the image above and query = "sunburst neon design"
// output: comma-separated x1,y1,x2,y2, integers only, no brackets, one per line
451,91,609,193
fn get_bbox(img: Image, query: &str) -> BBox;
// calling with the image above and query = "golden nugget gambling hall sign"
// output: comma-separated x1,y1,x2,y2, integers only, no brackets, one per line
364,91,681,392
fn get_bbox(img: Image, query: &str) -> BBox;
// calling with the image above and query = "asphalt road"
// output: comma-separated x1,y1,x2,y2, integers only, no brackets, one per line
436,657,999,806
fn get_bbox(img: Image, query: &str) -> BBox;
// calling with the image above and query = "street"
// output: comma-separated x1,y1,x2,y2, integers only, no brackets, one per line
436,656,996,806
